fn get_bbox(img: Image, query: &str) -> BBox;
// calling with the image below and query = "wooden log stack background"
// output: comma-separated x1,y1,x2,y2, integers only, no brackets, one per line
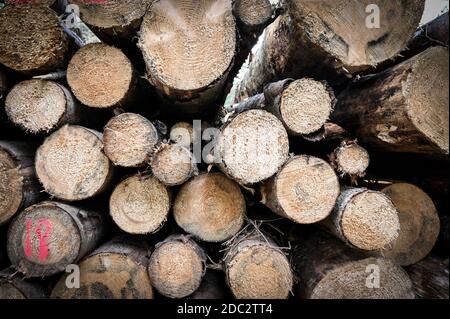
0,0,448,300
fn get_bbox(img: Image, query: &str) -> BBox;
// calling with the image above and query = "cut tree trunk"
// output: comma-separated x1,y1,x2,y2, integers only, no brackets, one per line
321,187,400,251
333,46,449,158
216,109,289,185
235,0,424,100
35,125,114,201
379,183,440,266
0,5,69,74
292,231,415,299
174,172,246,242
170,122,195,148
138,0,236,113
148,235,206,299
223,229,293,299
67,43,138,109
51,237,153,299
260,155,340,224
0,141,42,226
103,113,160,167
406,256,449,299
5,80,84,134
0,268,47,299
109,174,171,235
69,0,153,40
7,201,107,277
330,140,370,178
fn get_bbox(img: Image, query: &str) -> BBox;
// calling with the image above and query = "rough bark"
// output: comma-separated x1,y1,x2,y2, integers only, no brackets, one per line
0,268,47,299
406,256,449,299
7,201,107,277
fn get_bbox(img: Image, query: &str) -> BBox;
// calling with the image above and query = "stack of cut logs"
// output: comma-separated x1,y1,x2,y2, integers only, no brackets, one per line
0,0,448,300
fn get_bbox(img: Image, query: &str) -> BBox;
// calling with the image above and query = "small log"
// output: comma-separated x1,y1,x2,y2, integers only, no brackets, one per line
330,141,370,178
67,43,138,109
223,230,293,299
5,80,83,134
35,125,114,201
0,141,42,226
406,256,449,299
148,235,206,299
51,237,153,299
103,113,160,167
322,187,400,251
174,172,246,242
293,231,415,299
170,122,195,148
379,183,440,266
138,0,236,113
333,46,449,157
216,109,289,185
109,174,171,235
0,268,47,299
7,201,107,277
260,155,340,224
0,5,69,74
189,270,229,300
150,143,197,187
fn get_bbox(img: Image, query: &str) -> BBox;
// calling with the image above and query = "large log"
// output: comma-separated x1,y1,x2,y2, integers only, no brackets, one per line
333,46,449,157
109,174,171,235
67,43,138,109
7,201,107,277
322,187,400,251
406,256,449,299
5,80,83,134
293,231,415,299
236,0,424,100
0,268,47,299
0,141,42,226
35,125,114,201
148,235,206,299
260,155,340,224
51,237,153,299
0,5,69,74
138,0,236,113
174,172,246,242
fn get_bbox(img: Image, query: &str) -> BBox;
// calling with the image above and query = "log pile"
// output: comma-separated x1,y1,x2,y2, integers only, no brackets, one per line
0,1,448,301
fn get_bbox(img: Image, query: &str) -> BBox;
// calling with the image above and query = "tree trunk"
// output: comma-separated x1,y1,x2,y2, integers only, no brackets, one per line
138,0,236,114
109,174,171,235
321,187,400,251
0,5,69,74
0,141,42,226
67,43,138,109
35,125,114,201
333,46,449,158
330,140,370,179
260,155,340,224
174,172,246,242
148,235,206,299
406,256,449,299
0,268,47,299
292,231,415,299
51,237,153,299
236,0,424,100
7,201,107,277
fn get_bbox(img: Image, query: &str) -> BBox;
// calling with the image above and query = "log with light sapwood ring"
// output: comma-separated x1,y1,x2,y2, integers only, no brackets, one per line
0,5,69,74
321,187,400,251
148,235,206,299
333,46,449,157
174,172,246,242
260,155,340,224
330,141,370,178
51,238,154,299
406,256,449,299
138,0,236,112
0,268,47,299
109,174,171,235
0,141,42,226
233,0,272,30
103,113,160,168
5,80,82,134
293,231,415,299
7,201,106,278
67,43,137,109
35,125,113,201
223,231,293,299
380,183,440,266
216,109,290,185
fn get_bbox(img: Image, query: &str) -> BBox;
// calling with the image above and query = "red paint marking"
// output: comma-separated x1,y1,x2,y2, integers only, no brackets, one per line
24,219,33,258
36,219,52,262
